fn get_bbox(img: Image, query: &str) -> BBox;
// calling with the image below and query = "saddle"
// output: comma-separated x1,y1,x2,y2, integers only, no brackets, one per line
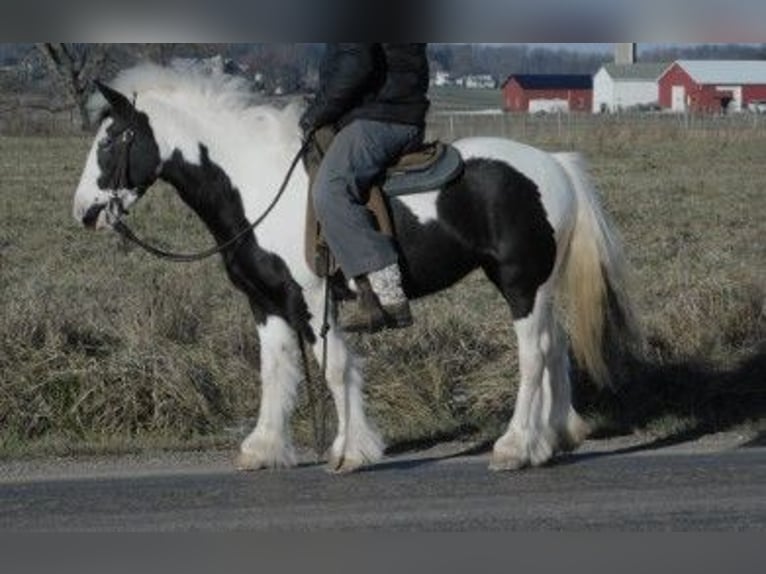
304,127,464,277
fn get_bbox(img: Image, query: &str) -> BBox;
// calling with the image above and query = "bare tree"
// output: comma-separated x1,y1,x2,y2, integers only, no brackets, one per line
36,43,108,131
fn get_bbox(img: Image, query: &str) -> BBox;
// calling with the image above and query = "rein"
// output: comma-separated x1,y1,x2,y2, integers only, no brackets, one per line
109,140,309,263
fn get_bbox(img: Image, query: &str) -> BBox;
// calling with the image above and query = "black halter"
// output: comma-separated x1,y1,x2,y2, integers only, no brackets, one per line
103,93,148,205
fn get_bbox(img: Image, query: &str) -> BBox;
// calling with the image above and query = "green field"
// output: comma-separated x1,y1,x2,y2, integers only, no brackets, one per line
0,115,764,458
428,86,504,112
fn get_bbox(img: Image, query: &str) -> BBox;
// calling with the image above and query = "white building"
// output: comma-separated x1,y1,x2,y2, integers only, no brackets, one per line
432,71,452,87
455,74,497,89
593,62,670,113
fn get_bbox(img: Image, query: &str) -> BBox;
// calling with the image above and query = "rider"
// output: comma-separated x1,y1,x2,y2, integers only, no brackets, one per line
300,43,430,333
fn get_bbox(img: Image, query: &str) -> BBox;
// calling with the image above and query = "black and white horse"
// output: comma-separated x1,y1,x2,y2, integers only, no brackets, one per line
73,65,635,472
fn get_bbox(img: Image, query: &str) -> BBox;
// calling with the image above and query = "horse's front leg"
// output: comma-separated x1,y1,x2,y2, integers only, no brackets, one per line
307,283,384,473
237,316,302,470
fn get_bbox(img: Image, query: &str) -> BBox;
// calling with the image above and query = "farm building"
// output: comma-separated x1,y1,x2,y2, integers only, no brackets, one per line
658,60,766,113
431,71,452,87
454,74,497,89
592,63,670,113
502,75,593,113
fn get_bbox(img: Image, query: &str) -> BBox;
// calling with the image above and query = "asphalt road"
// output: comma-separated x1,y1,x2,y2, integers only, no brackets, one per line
1,445,765,531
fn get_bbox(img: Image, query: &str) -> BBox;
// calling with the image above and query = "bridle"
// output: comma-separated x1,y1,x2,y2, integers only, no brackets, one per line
105,128,310,263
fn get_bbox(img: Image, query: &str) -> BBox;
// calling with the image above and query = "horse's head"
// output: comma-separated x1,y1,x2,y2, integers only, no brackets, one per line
73,81,161,230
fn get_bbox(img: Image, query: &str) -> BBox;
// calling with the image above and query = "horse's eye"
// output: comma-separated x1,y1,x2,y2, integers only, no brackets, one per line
99,136,114,149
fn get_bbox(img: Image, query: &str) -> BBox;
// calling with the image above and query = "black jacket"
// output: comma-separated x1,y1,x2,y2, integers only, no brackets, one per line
300,43,430,133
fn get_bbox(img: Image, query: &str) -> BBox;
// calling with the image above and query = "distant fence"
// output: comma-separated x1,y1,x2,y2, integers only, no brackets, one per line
0,95,82,135
426,111,766,148
3,96,765,141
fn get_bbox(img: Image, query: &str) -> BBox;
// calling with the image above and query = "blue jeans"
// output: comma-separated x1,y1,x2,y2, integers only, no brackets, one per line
312,119,423,278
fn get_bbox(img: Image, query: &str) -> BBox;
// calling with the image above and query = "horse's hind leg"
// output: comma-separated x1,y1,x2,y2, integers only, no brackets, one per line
488,279,587,471
237,316,302,470
490,284,556,471
541,313,590,455
306,284,384,473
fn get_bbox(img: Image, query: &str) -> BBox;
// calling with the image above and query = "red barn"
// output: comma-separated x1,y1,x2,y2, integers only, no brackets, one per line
658,60,766,113
502,75,593,113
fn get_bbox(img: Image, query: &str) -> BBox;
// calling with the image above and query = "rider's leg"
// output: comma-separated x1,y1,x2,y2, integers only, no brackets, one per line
312,119,422,332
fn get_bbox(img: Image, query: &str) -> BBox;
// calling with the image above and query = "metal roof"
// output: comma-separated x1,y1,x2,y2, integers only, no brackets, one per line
603,63,671,81
674,60,766,85
504,74,592,90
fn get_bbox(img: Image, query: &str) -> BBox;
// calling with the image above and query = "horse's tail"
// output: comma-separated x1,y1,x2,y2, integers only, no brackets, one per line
553,152,639,387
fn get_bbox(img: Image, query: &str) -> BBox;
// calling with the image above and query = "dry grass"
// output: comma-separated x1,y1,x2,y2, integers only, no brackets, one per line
0,114,764,457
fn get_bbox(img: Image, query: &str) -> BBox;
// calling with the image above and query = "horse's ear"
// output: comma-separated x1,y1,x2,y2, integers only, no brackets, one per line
95,80,134,119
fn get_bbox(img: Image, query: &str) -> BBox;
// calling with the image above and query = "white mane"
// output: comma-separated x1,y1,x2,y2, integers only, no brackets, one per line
91,63,303,147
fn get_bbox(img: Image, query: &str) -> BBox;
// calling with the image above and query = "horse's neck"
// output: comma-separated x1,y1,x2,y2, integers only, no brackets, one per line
150,96,305,239
159,145,249,244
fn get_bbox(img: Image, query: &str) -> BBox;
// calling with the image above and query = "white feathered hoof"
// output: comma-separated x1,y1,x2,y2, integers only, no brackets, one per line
236,433,297,471
324,425,384,474
489,452,528,472
236,450,297,472
326,455,365,475
557,411,591,454
490,432,529,471
489,428,555,472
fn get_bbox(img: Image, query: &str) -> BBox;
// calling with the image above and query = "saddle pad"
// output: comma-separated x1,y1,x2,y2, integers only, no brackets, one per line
387,142,444,174
382,143,464,197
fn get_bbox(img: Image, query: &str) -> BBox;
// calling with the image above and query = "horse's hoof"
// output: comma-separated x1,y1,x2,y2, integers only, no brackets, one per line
489,454,528,472
236,452,269,472
236,433,298,471
326,455,364,474
491,433,530,471
236,450,296,472
557,413,591,453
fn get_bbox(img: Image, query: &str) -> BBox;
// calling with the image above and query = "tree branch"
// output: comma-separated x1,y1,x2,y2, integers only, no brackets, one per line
35,43,109,131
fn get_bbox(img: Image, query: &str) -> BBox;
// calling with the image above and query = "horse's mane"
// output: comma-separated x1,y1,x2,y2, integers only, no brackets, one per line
90,63,302,141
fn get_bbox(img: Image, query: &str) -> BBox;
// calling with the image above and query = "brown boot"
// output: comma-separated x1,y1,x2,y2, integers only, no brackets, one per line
369,263,413,329
338,276,388,333
339,265,413,333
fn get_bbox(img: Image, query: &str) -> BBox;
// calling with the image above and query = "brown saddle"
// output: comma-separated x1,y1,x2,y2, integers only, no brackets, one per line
304,127,460,277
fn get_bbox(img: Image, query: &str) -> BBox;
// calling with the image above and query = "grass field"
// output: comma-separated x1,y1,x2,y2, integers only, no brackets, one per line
428,86,503,112
0,113,764,458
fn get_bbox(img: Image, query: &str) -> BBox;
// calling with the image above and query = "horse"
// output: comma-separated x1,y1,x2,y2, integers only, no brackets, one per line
72,64,636,473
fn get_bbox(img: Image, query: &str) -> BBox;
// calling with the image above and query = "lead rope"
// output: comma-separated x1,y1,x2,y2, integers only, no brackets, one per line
297,251,333,461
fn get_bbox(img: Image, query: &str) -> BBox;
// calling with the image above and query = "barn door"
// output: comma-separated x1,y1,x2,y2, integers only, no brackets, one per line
672,86,686,112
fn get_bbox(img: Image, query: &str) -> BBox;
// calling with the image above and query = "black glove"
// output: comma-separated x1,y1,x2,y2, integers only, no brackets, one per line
299,102,318,141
